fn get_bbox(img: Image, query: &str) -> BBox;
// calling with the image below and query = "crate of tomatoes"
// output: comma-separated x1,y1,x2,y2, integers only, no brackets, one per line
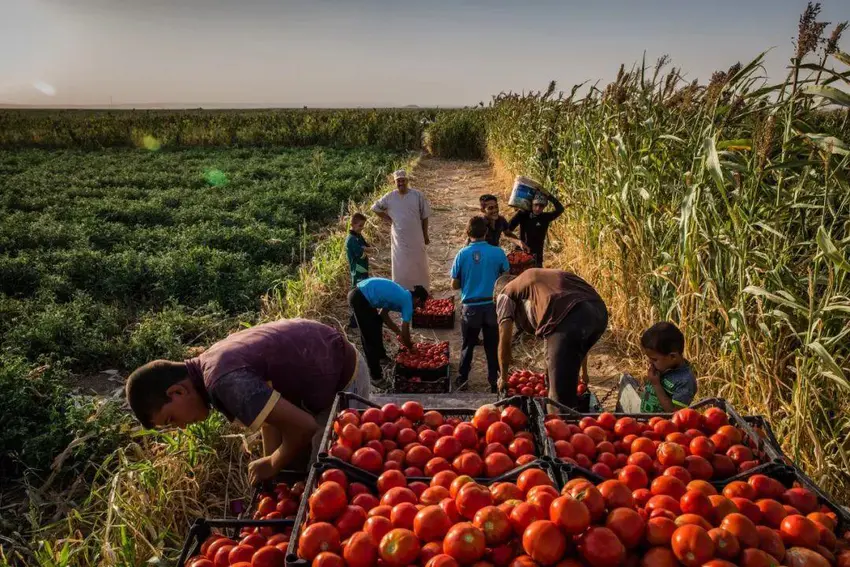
507,250,536,275
502,368,594,411
315,393,547,481
393,341,451,393
412,297,456,329
285,459,560,567
540,400,781,487
176,518,294,567
540,460,850,567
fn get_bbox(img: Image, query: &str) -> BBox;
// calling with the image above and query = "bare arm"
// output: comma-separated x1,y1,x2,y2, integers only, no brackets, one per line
375,211,392,224
497,320,514,392
249,397,319,484
581,357,589,383
546,191,565,220
400,321,414,350
503,229,529,251
451,278,461,290
380,308,401,336
422,218,429,245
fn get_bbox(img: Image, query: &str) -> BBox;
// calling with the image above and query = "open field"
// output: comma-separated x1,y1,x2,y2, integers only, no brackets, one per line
2,9,849,566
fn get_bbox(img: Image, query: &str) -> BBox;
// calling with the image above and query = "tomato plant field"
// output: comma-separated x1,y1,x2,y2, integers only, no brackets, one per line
0,146,405,371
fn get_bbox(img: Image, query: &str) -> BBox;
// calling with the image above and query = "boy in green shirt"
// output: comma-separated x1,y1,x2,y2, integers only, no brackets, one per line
345,213,374,329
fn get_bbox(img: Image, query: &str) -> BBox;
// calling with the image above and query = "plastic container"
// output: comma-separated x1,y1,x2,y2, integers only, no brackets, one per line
392,362,451,394
176,518,294,567
537,397,775,480
412,295,456,329
286,459,559,567
243,469,309,519
316,392,546,476
508,176,542,211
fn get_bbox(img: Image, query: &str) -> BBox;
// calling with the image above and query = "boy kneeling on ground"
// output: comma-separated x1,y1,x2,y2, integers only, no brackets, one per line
618,322,697,413
125,319,370,484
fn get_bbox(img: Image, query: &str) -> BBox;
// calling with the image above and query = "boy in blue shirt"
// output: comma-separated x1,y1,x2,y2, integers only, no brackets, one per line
344,213,374,329
348,277,428,385
451,216,510,392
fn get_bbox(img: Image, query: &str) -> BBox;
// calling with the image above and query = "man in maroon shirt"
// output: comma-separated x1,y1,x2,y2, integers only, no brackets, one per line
125,319,370,484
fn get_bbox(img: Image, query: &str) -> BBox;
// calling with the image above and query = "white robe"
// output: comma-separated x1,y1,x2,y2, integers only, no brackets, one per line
372,188,431,290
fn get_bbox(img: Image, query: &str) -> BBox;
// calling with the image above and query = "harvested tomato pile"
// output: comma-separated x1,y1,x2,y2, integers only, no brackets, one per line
395,342,450,371
295,463,849,567
507,250,535,265
544,407,769,482
185,525,292,567
325,402,538,478
504,369,587,398
415,298,454,316
252,480,305,520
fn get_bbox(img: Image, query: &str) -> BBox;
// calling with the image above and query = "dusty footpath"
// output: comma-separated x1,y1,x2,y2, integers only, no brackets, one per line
342,157,622,405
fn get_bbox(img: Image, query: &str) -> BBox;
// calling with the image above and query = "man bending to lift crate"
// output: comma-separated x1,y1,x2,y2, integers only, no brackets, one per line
495,269,608,410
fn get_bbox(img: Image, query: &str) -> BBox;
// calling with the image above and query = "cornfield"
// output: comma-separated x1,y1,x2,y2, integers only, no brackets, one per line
486,10,850,501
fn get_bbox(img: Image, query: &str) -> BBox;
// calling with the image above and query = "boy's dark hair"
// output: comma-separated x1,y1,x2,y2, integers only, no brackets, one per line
350,212,367,225
641,322,685,355
411,285,429,303
467,215,489,239
479,194,498,208
125,360,189,429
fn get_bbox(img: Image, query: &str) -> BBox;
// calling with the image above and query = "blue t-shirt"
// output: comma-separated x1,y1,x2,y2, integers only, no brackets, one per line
450,241,510,306
357,278,414,322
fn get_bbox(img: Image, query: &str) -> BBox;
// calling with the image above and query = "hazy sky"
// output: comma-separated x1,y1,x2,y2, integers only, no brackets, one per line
1,0,847,107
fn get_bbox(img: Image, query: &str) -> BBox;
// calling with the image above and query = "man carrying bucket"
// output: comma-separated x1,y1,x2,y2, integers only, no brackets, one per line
372,170,431,290
508,187,565,268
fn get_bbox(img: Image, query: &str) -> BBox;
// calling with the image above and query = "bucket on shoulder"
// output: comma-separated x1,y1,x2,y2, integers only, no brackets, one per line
508,175,543,211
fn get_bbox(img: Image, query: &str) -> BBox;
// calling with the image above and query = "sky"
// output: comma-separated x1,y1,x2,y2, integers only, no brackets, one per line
1,0,847,107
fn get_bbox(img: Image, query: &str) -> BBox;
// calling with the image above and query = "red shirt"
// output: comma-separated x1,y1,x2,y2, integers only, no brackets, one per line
185,319,357,430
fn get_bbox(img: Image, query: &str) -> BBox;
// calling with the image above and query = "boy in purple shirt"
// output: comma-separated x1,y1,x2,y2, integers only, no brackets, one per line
125,319,370,484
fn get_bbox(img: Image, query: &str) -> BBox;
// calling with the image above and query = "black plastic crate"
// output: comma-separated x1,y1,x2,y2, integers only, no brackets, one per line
742,414,785,462
711,463,850,533
285,458,559,567
177,518,294,567
412,296,456,329
243,469,309,519
538,397,775,483
392,363,451,393
316,392,546,478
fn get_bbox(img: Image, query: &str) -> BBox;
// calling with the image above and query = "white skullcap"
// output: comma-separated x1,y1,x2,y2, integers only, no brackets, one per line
393,169,408,181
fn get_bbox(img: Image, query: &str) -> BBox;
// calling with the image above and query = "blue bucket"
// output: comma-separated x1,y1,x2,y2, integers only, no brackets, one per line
508,176,542,211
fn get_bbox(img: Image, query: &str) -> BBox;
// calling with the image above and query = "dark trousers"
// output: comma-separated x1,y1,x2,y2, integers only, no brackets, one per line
459,303,500,389
530,246,544,268
348,288,385,382
546,300,608,409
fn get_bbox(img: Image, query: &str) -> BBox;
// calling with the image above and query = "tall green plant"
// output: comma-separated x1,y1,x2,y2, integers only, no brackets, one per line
486,14,850,499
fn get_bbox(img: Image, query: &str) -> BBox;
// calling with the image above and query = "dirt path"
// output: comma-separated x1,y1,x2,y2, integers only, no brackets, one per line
347,157,623,401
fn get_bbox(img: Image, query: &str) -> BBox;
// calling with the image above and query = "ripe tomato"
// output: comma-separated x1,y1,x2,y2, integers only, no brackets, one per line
646,517,677,546
426,554,461,567
576,526,626,567
342,532,378,567
597,480,634,510
605,508,645,549
472,505,512,546
335,505,367,538
456,483,493,520
378,528,420,567
638,547,678,567
671,525,715,567
444,523,486,564
413,505,451,542
780,515,820,549
298,523,341,561
509,502,546,534
756,525,785,561
549,496,590,535
708,528,741,560
364,516,393,543
657,442,686,467
522,520,566,565
516,468,554,494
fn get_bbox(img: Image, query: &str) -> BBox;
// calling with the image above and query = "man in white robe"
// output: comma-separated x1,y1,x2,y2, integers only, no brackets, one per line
372,170,431,290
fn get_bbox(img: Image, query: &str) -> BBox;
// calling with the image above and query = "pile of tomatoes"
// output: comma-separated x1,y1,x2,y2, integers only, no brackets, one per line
504,369,590,398
507,251,535,265
296,463,850,567
544,407,771,482
185,524,292,567
326,402,538,478
416,299,454,316
252,480,306,520
396,342,450,371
